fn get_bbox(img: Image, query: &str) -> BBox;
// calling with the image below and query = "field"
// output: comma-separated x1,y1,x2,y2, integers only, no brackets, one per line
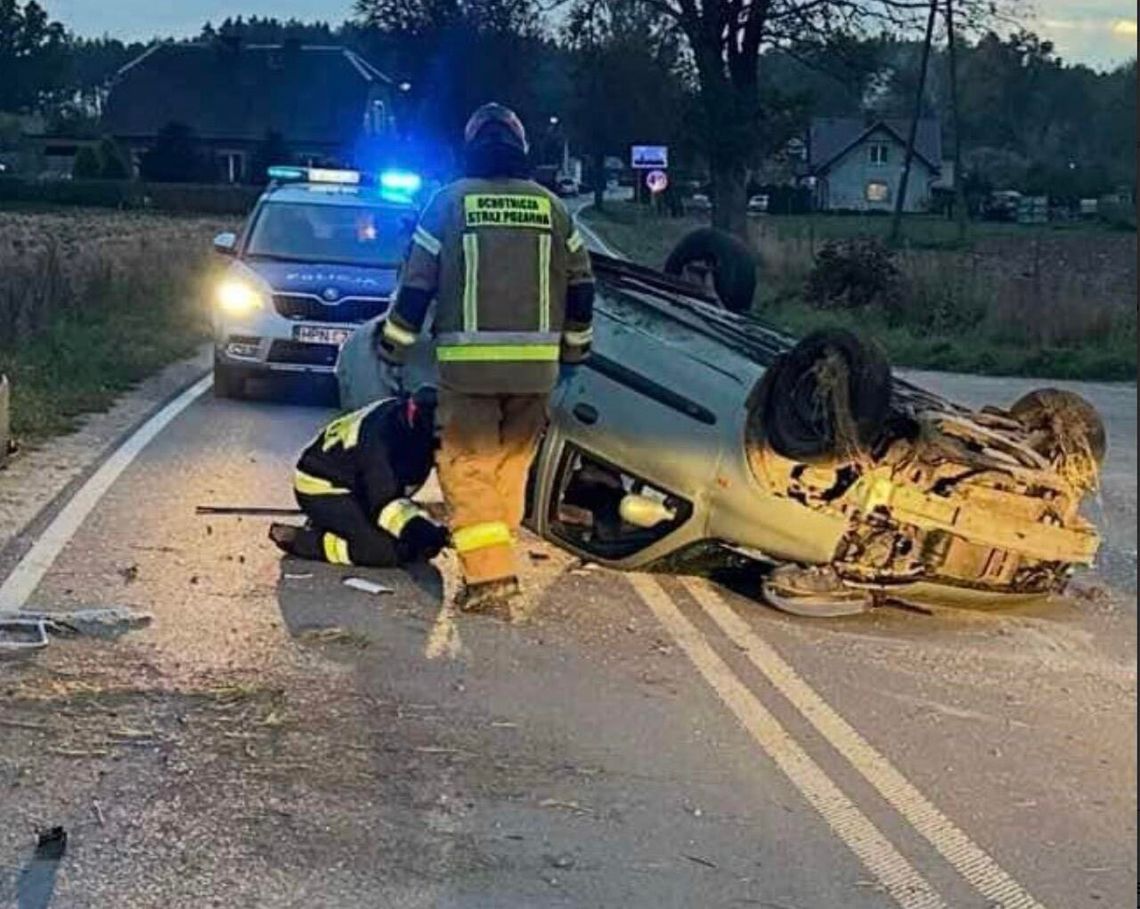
582,202,1137,380
0,208,234,439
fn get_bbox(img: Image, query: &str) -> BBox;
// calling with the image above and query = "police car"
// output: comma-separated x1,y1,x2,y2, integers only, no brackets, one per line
210,166,423,398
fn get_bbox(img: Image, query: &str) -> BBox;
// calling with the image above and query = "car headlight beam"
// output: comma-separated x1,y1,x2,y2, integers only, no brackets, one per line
217,280,265,316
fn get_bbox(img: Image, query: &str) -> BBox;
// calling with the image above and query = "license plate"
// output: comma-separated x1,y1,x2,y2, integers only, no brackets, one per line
294,325,352,346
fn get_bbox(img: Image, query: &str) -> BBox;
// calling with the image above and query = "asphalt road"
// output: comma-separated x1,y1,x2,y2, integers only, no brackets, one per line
0,208,1134,906
0,358,1133,908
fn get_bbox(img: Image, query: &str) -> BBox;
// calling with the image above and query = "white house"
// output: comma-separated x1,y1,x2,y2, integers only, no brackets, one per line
804,117,942,213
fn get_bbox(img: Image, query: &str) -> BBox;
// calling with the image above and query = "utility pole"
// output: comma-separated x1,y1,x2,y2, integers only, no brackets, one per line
890,0,939,245
945,0,969,243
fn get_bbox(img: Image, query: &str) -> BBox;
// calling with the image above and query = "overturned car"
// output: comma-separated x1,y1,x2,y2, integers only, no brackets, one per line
338,238,1104,616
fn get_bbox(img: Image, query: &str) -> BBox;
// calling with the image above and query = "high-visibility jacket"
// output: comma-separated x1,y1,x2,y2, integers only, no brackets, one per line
382,177,596,395
294,398,435,536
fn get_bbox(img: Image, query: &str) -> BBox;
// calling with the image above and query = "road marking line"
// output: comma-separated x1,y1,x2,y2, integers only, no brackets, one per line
629,574,948,909
574,211,620,258
0,374,212,613
686,577,1047,909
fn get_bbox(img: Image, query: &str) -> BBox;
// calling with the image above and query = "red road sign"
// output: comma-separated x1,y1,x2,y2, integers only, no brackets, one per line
646,170,669,194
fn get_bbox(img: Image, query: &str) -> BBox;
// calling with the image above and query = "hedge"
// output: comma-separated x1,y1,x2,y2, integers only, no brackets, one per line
0,176,262,215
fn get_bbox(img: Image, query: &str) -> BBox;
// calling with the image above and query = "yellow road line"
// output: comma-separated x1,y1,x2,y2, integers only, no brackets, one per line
685,577,1047,909
629,574,948,909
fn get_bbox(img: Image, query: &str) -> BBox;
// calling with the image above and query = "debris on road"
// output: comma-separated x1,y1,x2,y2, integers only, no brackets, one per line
18,826,67,909
297,627,371,649
343,577,394,596
284,572,314,580
196,504,303,516
117,563,139,583
0,617,49,654
18,606,153,640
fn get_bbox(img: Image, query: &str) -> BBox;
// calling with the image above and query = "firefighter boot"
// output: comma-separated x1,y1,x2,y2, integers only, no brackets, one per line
456,577,521,615
269,523,324,560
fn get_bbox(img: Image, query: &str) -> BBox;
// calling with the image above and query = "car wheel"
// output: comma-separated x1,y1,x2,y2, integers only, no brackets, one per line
663,228,757,314
213,363,247,399
758,329,892,463
1010,388,1106,466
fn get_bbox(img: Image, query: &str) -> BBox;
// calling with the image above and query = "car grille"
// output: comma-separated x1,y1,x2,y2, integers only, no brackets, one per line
272,293,390,324
267,340,339,367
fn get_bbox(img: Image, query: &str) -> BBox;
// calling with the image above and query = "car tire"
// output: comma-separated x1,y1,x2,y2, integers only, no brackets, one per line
759,329,892,463
1010,387,1106,465
213,363,247,399
663,228,757,314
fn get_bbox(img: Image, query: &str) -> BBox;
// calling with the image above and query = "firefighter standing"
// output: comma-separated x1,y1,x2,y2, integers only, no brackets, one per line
378,103,596,611
269,387,448,567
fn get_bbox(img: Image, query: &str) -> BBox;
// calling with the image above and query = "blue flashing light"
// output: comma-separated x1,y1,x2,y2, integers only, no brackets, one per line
379,170,423,195
267,165,307,182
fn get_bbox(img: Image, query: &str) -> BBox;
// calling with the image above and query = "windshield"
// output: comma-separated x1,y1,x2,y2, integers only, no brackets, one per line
246,201,413,267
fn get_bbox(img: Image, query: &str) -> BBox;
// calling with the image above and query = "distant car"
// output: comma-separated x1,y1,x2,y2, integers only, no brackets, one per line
689,193,712,213
209,166,422,399
339,232,1103,616
747,194,769,214
555,176,580,197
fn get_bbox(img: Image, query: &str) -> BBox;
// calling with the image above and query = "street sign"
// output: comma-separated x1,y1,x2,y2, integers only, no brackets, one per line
646,170,669,194
631,145,668,170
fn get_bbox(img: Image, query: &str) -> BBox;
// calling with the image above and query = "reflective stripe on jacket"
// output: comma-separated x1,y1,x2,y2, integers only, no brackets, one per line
385,177,595,395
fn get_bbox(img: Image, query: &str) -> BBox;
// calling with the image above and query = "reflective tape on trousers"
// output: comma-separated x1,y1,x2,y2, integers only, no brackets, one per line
295,470,350,496
378,498,425,537
323,533,352,565
452,521,512,553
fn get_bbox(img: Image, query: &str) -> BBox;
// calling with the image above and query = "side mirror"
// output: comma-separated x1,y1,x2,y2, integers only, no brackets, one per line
213,232,237,256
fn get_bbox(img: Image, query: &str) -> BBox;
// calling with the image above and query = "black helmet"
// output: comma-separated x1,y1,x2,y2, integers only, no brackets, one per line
464,103,529,155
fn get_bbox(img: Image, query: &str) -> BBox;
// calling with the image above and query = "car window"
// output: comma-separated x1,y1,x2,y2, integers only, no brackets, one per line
246,201,412,267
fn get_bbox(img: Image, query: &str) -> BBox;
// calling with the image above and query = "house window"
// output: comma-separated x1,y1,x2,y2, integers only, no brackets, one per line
869,143,889,166
866,180,890,203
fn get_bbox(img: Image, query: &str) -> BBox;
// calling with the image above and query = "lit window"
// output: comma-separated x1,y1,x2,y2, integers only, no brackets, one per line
866,181,890,203
869,143,889,165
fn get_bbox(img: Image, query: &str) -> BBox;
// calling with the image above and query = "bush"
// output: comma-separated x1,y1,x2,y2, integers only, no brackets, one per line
0,176,259,214
804,238,905,313
71,146,102,180
97,137,132,180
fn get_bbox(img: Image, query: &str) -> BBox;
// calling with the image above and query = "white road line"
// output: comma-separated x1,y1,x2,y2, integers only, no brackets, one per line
573,209,621,258
629,574,948,909
0,374,212,613
686,577,1048,909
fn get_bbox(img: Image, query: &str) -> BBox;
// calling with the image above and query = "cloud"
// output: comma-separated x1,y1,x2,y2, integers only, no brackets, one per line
1113,19,1138,36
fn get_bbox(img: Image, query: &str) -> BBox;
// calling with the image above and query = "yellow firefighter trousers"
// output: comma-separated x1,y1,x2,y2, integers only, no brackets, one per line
437,391,549,585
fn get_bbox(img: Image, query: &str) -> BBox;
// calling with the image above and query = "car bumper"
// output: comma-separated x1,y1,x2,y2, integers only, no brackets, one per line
213,306,366,376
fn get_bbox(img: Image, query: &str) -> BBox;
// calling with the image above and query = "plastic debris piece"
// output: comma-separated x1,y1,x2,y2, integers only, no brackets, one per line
20,606,153,640
0,618,49,653
284,572,314,580
343,577,394,595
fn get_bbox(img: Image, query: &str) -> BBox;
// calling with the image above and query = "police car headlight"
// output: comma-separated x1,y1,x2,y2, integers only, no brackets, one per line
216,280,265,316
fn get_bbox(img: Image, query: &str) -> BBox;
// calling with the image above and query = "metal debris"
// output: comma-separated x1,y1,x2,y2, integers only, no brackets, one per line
343,577,394,595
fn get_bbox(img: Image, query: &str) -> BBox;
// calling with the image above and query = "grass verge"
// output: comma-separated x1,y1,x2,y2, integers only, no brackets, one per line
1,210,232,441
581,202,1137,381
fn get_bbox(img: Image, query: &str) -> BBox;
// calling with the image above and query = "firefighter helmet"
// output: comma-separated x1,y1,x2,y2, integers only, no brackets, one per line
463,103,529,155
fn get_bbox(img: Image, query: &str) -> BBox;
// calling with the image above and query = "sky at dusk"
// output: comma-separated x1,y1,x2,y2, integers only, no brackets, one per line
41,0,1138,71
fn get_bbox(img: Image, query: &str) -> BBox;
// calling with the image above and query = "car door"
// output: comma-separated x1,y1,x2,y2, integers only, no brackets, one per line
532,288,752,569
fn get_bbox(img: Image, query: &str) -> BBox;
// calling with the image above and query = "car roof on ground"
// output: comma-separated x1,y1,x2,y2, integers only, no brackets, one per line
262,184,418,210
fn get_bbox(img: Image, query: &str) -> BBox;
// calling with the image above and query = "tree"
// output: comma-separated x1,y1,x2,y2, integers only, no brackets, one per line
71,144,100,179
0,0,69,111
563,0,688,210
355,0,553,174
139,122,211,183
97,136,131,179
593,0,1006,236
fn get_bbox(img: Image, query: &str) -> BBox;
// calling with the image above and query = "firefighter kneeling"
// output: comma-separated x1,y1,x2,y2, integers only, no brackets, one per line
269,387,448,567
